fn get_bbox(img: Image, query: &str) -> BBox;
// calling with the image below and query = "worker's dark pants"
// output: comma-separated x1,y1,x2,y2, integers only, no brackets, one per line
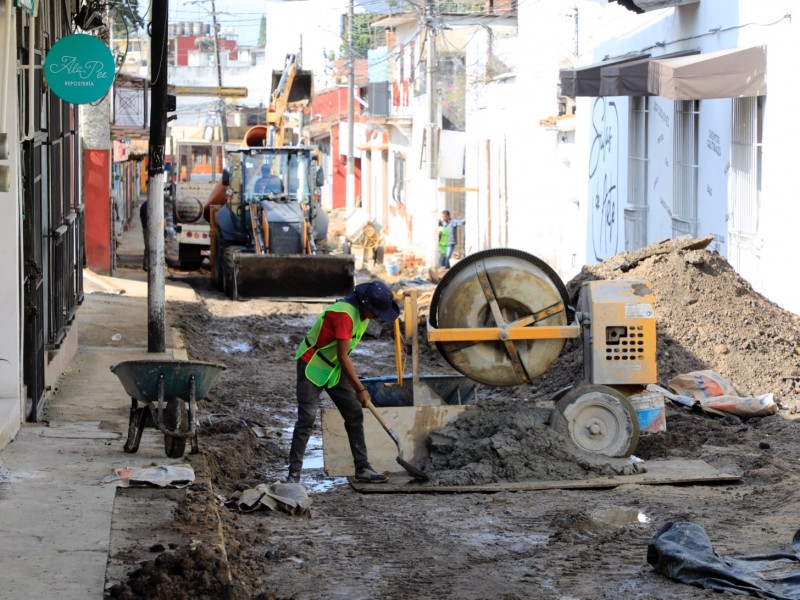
288,360,369,474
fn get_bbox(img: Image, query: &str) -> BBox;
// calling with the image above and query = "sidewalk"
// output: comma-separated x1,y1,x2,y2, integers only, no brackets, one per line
0,221,217,598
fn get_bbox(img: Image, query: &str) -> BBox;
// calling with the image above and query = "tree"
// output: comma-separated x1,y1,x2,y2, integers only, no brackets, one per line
111,0,145,39
258,16,266,47
341,13,380,60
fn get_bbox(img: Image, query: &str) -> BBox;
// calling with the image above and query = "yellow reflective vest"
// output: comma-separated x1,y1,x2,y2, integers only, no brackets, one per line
296,301,369,388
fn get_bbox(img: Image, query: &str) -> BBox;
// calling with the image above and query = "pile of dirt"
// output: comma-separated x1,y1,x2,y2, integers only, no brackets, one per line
105,545,235,600
425,399,638,485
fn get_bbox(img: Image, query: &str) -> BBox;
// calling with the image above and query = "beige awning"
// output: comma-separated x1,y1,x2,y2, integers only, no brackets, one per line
648,46,766,100
598,50,700,97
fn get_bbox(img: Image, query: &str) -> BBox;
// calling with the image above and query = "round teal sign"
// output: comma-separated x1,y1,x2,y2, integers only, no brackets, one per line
44,34,114,104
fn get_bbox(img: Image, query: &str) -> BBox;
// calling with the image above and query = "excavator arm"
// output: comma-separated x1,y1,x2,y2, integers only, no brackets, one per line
266,54,314,147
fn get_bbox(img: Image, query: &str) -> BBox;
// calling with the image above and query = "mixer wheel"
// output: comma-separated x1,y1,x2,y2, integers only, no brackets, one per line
550,384,639,458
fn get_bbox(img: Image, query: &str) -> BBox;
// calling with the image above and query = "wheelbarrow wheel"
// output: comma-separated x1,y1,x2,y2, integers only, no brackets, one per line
164,398,188,458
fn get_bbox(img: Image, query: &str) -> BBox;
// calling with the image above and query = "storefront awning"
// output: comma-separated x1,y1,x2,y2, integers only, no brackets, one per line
559,54,649,97
598,50,700,96
558,69,576,97
648,45,766,100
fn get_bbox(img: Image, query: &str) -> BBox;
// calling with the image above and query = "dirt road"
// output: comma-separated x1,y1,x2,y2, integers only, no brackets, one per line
111,242,800,599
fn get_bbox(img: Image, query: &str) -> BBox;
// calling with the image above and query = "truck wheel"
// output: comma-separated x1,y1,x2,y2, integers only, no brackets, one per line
178,245,203,271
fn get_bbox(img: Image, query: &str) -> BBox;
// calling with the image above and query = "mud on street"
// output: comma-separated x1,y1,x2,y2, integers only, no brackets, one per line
111,240,800,600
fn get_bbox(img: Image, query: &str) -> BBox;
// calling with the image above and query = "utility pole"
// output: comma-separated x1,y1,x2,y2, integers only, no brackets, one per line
346,0,356,212
188,0,228,142
147,0,169,353
425,0,440,274
209,0,228,142
426,0,437,180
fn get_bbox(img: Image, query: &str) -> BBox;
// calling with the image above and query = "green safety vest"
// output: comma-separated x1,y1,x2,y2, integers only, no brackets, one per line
295,301,369,388
438,225,449,253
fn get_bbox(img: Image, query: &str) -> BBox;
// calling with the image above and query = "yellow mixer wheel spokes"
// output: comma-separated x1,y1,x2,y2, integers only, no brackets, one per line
430,249,572,387
550,384,640,457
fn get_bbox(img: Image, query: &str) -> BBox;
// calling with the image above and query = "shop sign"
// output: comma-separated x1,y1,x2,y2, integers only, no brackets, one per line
44,34,114,104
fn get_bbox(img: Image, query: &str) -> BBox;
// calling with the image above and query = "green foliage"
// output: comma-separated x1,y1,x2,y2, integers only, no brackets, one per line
340,13,380,60
111,0,144,39
258,16,266,47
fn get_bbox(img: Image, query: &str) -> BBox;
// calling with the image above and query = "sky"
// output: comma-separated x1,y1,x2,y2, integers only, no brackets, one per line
163,0,397,48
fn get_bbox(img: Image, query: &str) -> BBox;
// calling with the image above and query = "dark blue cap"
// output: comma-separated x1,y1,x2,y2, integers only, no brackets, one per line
344,281,400,323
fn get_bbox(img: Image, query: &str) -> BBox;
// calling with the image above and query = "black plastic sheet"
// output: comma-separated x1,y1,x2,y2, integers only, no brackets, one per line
648,521,800,599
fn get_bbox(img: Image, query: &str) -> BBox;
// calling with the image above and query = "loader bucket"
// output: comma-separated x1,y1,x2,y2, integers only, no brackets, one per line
227,252,355,299
272,69,314,104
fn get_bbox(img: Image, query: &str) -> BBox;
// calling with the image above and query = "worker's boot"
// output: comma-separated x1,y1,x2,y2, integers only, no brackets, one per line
285,470,301,484
354,465,387,483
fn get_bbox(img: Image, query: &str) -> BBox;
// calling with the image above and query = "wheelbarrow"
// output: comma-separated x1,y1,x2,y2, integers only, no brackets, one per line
111,359,226,458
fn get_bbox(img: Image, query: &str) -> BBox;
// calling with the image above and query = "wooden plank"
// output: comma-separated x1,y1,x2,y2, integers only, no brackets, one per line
321,405,471,476
348,459,741,493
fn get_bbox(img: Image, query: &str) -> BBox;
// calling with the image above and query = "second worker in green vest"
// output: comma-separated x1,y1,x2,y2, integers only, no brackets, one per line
288,281,401,483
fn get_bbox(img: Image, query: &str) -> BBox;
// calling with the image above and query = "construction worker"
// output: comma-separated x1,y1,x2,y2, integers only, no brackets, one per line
438,209,466,268
288,281,400,484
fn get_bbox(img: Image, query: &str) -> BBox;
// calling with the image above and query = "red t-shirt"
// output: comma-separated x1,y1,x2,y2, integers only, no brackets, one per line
300,310,354,363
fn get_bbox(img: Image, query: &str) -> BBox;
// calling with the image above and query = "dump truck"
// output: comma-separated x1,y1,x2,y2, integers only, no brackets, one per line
168,140,226,269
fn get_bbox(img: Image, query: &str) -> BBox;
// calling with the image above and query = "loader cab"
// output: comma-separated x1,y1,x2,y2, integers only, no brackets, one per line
241,146,320,203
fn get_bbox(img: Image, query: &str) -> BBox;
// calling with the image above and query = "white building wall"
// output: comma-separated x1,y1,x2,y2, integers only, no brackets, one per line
646,96,675,244
0,2,23,446
568,0,799,315
461,0,593,282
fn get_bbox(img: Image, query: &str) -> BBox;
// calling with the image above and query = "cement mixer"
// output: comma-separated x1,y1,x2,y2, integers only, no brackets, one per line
427,248,657,458
322,249,657,478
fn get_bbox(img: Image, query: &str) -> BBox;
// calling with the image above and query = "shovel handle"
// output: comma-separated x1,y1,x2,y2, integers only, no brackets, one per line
365,399,401,448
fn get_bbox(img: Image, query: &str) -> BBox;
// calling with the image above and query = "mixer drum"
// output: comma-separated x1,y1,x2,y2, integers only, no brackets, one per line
430,249,572,387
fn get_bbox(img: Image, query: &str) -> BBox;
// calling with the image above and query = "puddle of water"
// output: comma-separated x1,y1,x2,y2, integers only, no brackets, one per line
595,508,650,525
278,430,347,494
220,341,252,354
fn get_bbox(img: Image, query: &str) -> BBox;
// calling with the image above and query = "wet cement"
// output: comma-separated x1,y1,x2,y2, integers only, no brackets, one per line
424,399,638,485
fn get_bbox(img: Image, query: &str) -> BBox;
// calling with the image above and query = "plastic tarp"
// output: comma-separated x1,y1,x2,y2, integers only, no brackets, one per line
648,521,800,599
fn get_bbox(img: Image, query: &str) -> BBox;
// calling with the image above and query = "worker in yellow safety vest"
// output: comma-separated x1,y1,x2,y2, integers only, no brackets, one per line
288,281,400,484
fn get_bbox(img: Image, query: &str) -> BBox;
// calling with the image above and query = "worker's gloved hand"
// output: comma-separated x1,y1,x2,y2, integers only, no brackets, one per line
355,388,371,408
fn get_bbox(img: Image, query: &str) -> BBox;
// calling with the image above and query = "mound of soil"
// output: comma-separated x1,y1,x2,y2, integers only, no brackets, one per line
425,399,634,485
105,545,234,600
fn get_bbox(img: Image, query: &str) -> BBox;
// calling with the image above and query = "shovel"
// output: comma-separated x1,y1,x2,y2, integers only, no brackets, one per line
364,399,429,480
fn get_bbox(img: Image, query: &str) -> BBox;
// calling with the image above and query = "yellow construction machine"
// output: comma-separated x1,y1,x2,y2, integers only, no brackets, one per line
323,249,658,476
206,54,355,298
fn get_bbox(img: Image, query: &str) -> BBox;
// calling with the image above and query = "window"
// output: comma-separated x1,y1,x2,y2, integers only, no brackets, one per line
672,100,700,237
730,97,763,235
728,96,764,279
625,96,648,250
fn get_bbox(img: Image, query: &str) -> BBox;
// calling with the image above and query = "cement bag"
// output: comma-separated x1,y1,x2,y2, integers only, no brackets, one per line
666,371,777,417
668,370,738,400
699,393,777,417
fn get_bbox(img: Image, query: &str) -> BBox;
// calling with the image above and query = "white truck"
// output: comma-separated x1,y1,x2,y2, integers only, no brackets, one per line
170,141,226,269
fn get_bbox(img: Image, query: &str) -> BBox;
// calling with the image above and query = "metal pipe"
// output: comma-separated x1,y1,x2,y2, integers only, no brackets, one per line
0,0,13,139
26,6,35,141
345,0,355,212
